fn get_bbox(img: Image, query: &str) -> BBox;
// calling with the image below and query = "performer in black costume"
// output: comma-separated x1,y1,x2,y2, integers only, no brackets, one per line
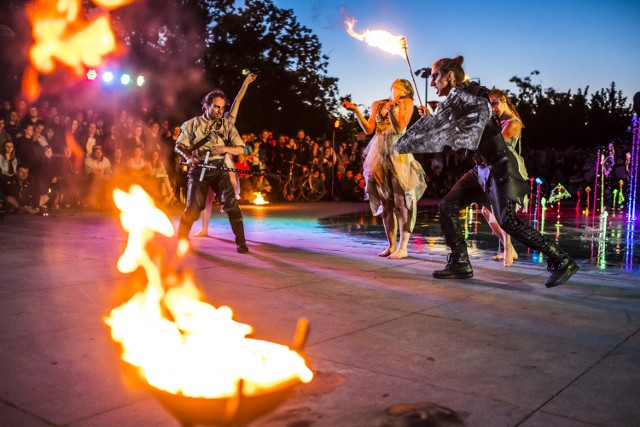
175,89,249,253
395,56,578,288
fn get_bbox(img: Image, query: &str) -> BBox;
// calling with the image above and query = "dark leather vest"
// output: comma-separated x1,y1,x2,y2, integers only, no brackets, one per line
459,82,529,204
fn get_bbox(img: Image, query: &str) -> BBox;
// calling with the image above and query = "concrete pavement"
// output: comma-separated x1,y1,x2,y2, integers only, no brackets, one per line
1,202,639,426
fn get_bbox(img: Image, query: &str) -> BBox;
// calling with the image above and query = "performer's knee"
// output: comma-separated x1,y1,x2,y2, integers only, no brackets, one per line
438,197,457,217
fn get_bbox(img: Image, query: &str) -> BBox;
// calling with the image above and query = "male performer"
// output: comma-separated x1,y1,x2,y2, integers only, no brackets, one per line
395,56,578,288
175,89,249,253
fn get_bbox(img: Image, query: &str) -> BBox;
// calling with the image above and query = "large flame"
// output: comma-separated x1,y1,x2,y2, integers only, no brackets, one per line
23,0,133,101
345,17,406,58
105,186,312,398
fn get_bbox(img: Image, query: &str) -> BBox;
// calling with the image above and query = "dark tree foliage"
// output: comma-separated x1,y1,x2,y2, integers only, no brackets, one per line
509,71,632,150
0,0,32,102
107,0,215,120
204,0,340,136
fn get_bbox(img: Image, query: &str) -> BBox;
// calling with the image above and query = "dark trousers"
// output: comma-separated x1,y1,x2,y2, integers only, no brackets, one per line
178,164,245,244
439,168,565,264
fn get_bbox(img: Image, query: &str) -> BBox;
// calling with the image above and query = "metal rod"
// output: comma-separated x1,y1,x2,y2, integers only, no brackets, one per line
403,46,423,106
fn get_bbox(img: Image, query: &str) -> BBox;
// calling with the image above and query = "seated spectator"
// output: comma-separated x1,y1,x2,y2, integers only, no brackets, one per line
1,164,47,214
81,122,102,156
84,144,112,209
148,149,176,205
338,169,360,201
36,145,63,210
1,140,18,179
60,145,80,208
0,117,12,146
125,145,150,185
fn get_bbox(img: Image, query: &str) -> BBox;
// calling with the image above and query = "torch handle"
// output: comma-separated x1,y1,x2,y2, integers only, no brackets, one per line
403,46,424,106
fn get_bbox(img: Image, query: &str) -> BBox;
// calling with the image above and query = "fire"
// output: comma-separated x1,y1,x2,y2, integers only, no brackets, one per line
345,17,406,58
253,192,269,205
105,186,312,398
23,0,133,100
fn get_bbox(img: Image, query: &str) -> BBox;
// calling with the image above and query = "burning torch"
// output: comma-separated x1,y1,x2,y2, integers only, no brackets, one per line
345,18,424,106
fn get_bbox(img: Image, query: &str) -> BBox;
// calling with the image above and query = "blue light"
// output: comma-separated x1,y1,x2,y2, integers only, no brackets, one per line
120,74,131,85
535,177,543,185
102,71,114,83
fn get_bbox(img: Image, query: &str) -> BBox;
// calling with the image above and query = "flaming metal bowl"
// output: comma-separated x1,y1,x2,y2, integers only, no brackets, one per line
142,320,310,426
148,378,300,427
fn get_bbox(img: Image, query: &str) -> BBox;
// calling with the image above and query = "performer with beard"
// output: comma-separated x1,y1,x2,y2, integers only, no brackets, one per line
175,89,249,253
395,56,578,288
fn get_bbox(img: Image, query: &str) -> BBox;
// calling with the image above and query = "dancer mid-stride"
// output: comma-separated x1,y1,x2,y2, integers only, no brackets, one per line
395,56,578,288
342,79,427,259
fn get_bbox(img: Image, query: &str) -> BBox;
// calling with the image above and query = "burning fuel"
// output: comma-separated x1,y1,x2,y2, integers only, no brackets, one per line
105,185,312,399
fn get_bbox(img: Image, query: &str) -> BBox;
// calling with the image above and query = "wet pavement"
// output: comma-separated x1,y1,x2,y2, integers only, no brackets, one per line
321,200,640,273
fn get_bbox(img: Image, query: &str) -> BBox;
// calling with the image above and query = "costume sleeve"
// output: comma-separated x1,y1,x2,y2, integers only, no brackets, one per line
174,120,194,159
226,123,244,148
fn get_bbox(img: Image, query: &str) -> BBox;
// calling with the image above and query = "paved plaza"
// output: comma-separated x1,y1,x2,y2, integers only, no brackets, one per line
1,202,639,426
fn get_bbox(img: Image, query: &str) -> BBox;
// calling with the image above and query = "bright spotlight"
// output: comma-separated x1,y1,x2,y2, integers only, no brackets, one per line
102,71,114,83
136,75,145,87
120,73,131,85
86,69,97,80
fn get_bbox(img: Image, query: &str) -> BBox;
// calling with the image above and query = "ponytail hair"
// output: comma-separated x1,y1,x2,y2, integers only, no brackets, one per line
433,55,466,85
489,89,524,126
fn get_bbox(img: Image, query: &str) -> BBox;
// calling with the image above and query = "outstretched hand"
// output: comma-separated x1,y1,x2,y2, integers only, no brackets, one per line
245,73,257,84
342,100,357,111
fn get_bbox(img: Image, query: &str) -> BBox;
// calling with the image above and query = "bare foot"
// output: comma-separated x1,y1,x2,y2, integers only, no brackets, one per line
503,245,518,267
491,253,504,261
377,247,395,257
193,230,209,237
388,249,408,259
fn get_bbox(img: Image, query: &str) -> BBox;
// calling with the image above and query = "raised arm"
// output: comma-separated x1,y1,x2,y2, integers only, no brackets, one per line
227,73,257,124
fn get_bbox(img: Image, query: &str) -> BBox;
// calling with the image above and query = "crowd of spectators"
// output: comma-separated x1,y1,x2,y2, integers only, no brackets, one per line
0,99,369,214
0,98,631,215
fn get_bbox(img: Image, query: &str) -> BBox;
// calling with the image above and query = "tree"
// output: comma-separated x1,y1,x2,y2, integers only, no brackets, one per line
509,71,632,149
108,0,216,120
0,1,32,103
204,0,340,136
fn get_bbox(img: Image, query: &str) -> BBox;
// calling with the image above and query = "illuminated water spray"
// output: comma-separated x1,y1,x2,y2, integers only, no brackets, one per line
628,115,640,222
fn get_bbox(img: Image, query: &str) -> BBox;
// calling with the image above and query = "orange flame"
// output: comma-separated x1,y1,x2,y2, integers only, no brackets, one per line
252,192,269,205
345,17,406,58
105,186,312,398
23,0,133,101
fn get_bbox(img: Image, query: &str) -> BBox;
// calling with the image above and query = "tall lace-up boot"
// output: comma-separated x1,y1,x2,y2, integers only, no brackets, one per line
545,243,579,288
433,250,473,279
229,217,249,253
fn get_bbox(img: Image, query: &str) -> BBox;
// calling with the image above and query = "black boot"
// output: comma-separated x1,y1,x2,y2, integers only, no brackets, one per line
545,244,579,288
229,218,249,253
433,251,473,279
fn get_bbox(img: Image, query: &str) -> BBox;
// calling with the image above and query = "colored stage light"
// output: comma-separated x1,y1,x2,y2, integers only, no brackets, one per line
102,71,114,83
86,69,97,80
120,73,131,85
136,75,145,86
